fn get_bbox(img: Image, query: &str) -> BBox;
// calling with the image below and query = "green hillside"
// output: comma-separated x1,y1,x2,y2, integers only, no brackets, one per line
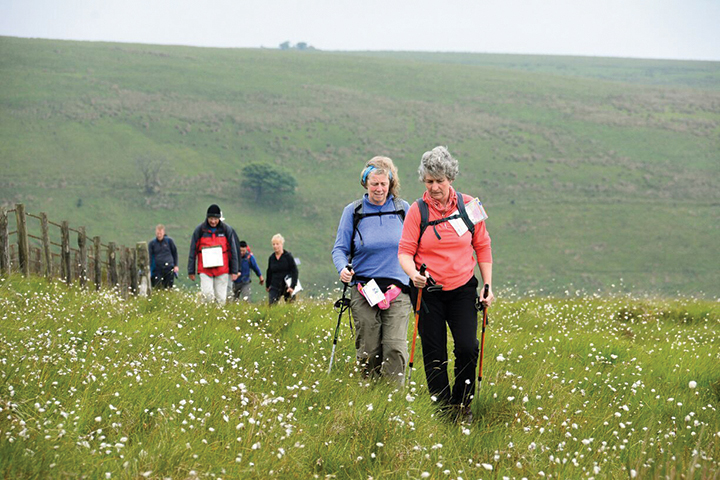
1,36,719,296
352,51,720,89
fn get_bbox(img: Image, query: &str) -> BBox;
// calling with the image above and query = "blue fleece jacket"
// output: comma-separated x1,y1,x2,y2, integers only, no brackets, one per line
234,252,262,284
331,194,409,286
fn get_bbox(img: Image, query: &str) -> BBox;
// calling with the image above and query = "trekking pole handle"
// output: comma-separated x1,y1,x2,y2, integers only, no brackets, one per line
341,263,353,286
479,283,490,312
411,264,427,291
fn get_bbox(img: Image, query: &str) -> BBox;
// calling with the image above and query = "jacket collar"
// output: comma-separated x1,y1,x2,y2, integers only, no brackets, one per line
363,193,395,211
422,186,457,215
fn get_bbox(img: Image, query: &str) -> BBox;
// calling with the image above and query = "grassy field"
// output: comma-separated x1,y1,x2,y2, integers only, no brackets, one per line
1,36,719,297
0,276,718,478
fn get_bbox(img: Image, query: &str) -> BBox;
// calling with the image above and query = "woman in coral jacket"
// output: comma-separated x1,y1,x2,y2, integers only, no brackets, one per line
398,146,494,425
187,204,239,305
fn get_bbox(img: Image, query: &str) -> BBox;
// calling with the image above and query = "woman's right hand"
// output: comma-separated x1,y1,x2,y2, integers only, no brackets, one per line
410,270,427,289
340,267,354,284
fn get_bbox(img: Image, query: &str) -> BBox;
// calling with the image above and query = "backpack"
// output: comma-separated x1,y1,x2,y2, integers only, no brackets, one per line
349,196,406,261
416,191,475,244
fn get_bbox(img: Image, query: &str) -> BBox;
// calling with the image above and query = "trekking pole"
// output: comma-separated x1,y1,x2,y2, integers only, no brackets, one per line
477,284,490,394
407,264,427,384
328,264,352,374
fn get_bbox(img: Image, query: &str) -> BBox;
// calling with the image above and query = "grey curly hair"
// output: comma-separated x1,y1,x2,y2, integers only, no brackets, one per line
418,146,459,182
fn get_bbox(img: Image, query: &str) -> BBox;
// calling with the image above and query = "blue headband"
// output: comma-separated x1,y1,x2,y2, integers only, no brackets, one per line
361,165,392,184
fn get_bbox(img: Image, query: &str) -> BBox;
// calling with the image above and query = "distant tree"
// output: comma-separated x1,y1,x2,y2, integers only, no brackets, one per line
278,41,315,51
136,155,166,195
242,162,297,202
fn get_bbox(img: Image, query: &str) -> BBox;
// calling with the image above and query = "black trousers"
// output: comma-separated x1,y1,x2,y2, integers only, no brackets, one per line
151,269,175,289
268,286,294,305
415,275,479,407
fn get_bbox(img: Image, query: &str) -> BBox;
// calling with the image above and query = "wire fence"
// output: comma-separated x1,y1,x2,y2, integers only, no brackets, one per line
0,204,152,297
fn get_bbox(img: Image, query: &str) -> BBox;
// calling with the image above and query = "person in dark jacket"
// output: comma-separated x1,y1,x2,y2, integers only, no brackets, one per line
148,224,179,289
232,240,264,301
265,233,298,305
187,204,239,305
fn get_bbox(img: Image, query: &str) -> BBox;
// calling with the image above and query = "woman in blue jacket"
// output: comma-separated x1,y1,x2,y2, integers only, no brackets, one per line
331,156,411,385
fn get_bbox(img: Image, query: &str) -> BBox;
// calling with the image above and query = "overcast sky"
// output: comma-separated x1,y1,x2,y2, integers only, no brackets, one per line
1,0,719,61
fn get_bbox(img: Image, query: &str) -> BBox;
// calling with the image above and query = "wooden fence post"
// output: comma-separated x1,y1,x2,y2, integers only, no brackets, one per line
117,246,125,295
136,241,151,297
77,227,87,288
108,242,118,288
15,204,30,277
33,248,42,275
130,247,138,296
120,246,130,298
40,212,52,280
61,221,71,284
120,247,131,298
0,208,9,275
93,236,102,291
73,250,79,282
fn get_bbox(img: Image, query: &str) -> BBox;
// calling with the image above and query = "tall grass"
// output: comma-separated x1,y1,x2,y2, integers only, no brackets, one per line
0,276,717,478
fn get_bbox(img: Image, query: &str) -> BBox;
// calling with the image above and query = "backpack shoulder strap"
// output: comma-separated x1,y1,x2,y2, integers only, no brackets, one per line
416,193,474,245
415,198,430,244
351,197,406,260
351,198,365,232
392,197,406,221
455,191,475,235
349,199,365,262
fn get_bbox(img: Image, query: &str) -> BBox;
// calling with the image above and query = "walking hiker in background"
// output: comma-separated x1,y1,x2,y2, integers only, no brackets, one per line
266,233,298,305
232,240,264,301
398,146,494,424
331,156,412,385
187,204,239,305
148,224,179,289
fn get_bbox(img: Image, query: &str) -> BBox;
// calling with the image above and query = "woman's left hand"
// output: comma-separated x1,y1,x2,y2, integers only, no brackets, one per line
480,287,495,308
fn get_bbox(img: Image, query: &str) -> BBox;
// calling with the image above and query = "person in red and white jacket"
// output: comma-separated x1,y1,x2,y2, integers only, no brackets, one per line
187,204,239,305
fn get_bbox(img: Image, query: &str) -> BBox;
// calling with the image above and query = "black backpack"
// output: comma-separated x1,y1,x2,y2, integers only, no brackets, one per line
349,197,406,261
416,191,474,244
